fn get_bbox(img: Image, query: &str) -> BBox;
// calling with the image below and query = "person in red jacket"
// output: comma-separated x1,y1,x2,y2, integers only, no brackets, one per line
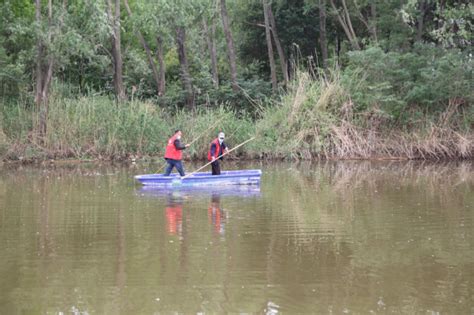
164,129,190,176
208,132,229,175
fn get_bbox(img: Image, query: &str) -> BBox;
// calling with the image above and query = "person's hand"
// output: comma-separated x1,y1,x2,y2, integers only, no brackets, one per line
185,144,190,148
211,156,216,161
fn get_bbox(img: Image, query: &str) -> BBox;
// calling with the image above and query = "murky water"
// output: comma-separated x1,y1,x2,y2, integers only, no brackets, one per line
0,161,473,314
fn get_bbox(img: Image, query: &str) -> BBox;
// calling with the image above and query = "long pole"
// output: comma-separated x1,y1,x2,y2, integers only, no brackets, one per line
182,137,255,179
155,118,224,173
187,117,224,147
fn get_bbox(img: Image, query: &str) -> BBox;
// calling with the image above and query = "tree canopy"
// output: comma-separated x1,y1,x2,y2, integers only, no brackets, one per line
0,0,472,112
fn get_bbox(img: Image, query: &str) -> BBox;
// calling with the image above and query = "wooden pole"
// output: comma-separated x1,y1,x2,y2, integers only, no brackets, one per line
156,118,224,173
182,137,255,179
187,117,224,147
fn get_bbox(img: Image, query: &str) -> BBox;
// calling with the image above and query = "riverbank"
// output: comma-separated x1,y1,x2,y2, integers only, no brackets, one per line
1,102,471,163
1,71,472,162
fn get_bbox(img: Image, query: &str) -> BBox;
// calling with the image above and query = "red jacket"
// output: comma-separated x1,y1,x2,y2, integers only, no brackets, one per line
164,134,183,160
207,138,224,161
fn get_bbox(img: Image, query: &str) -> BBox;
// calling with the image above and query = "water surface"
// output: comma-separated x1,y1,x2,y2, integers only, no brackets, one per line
0,161,473,314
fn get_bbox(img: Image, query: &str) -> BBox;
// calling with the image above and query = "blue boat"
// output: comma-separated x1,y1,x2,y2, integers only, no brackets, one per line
134,169,262,187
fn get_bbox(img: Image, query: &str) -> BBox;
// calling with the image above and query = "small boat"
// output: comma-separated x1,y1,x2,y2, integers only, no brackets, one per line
134,169,262,187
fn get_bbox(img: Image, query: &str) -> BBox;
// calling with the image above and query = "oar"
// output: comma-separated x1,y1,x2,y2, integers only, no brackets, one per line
187,117,224,147
155,163,168,174
182,137,256,179
156,118,224,173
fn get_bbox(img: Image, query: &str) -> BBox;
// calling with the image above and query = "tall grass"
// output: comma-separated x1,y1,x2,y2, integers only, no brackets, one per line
251,71,344,159
1,96,254,160
250,70,473,160
1,70,472,161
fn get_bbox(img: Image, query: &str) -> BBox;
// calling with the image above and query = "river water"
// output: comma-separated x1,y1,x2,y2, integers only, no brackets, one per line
0,161,472,314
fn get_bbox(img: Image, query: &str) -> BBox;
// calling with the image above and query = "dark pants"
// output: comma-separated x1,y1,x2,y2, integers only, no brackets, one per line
211,160,221,175
164,159,185,176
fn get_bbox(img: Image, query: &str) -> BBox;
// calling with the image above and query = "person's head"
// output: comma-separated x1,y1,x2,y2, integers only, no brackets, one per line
218,132,225,144
174,129,182,139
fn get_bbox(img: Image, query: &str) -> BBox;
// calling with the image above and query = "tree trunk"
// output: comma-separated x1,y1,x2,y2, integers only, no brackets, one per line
35,0,44,108
35,0,55,137
319,0,328,70
370,2,377,42
113,0,126,101
106,0,126,101
220,0,238,92
341,0,357,44
267,4,288,85
416,0,426,42
203,18,219,88
330,0,361,50
437,0,445,29
263,0,277,92
354,0,377,42
175,26,194,110
59,0,67,25
123,0,162,96
156,36,166,96
210,20,219,88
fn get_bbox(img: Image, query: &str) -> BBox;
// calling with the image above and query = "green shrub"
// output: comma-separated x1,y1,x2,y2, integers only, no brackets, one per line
343,45,473,123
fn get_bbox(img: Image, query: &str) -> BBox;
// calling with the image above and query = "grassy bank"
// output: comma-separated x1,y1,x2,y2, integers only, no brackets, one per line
252,71,473,160
0,96,255,161
1,73,472,162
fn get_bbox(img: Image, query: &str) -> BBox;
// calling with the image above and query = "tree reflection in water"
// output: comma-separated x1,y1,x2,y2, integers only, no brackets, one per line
0,161,471,313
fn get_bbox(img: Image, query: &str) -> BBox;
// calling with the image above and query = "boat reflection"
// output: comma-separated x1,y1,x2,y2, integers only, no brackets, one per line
136,185,260,238
163,192,227,237
136,184,261,199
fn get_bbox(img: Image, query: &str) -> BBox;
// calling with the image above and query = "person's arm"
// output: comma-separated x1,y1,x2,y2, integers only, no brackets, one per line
174,139,189,150
218,142,229,160
210,143,216,160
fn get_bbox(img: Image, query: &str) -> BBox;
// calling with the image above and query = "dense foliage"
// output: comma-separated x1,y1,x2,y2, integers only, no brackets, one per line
0,0,472,160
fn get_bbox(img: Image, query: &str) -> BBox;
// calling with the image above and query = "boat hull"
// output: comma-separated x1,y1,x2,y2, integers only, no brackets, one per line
134,169,262,187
